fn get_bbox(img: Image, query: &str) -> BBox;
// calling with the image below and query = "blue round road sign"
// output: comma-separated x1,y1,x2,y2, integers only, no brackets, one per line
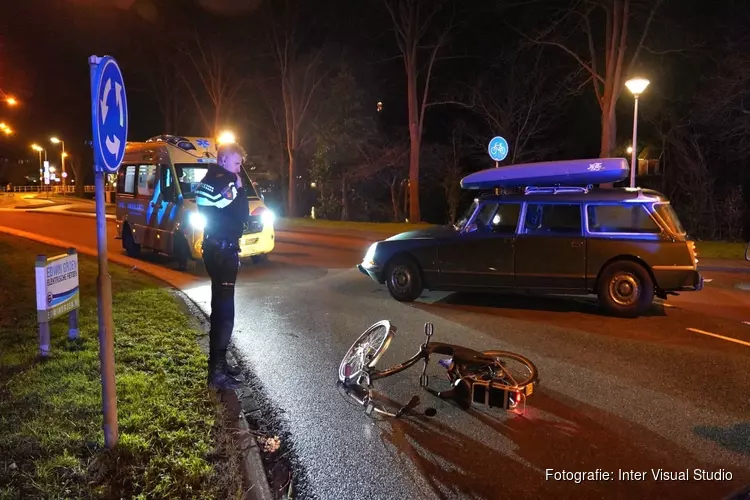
488,136,509,162
91,56,128,173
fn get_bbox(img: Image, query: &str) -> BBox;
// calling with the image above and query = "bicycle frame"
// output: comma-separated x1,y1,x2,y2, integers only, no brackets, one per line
344,323,534,415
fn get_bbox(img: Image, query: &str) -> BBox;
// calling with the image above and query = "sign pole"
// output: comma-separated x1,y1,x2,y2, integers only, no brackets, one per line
89,54,128,449
488,136,509,196
95,169,118,447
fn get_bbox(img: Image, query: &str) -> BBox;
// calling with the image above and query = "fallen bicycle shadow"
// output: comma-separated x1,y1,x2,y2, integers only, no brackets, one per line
375,389,748,500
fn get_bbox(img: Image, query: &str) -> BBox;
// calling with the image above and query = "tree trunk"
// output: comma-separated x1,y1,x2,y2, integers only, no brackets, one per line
599,99,618,188
390,178,400,222
341,176,348,221
287,149,297,216
403,180,409,221
406,57,421,222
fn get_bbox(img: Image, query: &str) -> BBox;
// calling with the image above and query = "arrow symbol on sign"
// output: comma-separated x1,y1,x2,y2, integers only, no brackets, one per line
115,82,123,126
100,78,111,123
105,135,121,155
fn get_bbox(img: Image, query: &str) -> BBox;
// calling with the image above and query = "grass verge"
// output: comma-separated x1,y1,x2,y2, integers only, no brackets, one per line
0,234,242,499
277,217,435,234
695,241,747,260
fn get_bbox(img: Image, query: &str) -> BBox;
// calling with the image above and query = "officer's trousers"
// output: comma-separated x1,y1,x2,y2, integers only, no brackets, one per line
203,240,240,374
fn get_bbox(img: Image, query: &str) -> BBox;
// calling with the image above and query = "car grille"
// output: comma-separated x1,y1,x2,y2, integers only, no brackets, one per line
243,215,263,235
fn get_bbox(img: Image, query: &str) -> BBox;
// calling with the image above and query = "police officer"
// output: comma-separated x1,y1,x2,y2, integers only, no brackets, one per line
195,142,249,389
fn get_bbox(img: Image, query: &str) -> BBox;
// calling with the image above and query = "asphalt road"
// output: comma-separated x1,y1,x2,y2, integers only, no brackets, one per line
1,210,749,500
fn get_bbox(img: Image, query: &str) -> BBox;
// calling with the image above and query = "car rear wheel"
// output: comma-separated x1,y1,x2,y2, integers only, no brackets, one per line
122,225,141,258
385,256,423,302
597,260,654,317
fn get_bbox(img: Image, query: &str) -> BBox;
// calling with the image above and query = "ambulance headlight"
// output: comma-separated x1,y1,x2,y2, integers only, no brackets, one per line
189,212,207,230
261,209,275,226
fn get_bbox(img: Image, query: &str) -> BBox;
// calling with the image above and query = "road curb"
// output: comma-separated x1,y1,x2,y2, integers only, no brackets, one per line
0,225,274,500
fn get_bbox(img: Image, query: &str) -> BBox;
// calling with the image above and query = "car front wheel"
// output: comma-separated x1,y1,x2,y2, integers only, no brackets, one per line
385,256,423,302
597,260,654,317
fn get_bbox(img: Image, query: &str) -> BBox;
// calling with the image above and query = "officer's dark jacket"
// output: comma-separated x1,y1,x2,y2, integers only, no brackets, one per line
195,167,249,241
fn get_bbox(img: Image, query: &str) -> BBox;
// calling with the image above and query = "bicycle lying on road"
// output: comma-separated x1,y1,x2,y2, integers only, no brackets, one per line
338,320,539,418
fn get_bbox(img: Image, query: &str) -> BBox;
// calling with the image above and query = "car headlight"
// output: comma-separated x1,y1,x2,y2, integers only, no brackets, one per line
261,209,275,226
189,212,207,230
363,243,377,265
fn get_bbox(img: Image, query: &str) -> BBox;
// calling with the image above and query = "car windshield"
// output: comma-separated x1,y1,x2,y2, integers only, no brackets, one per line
653,203,685,235
175,163,261,199
455,200,478,230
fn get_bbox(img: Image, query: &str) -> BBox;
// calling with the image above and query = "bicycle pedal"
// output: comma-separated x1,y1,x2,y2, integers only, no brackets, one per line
419,374,429,387
365,402,375,415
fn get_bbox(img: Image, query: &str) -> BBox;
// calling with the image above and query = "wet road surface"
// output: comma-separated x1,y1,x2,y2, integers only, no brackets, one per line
1,210,748,499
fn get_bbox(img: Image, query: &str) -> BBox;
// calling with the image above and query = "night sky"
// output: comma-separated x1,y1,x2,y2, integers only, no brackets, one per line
1,0,748,226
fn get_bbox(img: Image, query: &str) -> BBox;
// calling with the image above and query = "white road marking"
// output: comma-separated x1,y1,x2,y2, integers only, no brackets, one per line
687,327,750,347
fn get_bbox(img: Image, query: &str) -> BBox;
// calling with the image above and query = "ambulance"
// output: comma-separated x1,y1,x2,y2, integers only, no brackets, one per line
114,135,275,270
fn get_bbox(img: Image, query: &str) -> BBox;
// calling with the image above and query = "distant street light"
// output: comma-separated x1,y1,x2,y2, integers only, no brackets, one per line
0,122,12,135
50,137,67,195
217,130,236,145
625,77,650,188
5,97,18,106
32,144,48,190
626,146,633,154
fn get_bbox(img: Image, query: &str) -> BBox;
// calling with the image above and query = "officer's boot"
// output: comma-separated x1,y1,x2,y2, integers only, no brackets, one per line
208,351,241,390
223,352,242,377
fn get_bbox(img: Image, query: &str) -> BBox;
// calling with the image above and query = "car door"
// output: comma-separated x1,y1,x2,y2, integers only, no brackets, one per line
438,202,520,288
514,202,586,290
133,164,157,247
152,164,181,254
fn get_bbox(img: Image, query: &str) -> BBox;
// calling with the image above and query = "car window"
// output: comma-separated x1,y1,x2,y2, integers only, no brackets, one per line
524,204,582,234
475,202,499,227
137,164,156,197
653,203,685,235
162,165,176,202
489,203,521,233
117,165,136,195
587,204,661,233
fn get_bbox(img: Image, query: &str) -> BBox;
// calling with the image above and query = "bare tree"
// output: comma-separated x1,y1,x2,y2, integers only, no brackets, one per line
178,32,248,135
384,0,452,222
453,46,579,164
269,0,329,216
422,125,467,223
150,52,190,134
532,0,662,158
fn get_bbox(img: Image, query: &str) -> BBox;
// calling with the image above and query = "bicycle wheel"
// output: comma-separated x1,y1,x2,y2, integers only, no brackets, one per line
338,320,395,383
463,350,538,394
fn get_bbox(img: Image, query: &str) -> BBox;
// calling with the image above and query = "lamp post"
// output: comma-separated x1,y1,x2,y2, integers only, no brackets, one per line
31,144,47,194
625,78,650,188
50,137,66,195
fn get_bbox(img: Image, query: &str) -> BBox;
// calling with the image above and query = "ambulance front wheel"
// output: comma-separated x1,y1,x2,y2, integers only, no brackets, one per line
123,225,141,258
175,233,195,271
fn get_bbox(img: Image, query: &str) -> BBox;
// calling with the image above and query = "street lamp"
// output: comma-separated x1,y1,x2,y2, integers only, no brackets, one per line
5,97,17,106
217,130,236,145
50,137,67,195
0,122,12,135
32,144,48,192
625,77,650,188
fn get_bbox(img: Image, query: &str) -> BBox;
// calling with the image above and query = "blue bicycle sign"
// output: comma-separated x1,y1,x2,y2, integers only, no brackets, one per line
488,136,509,162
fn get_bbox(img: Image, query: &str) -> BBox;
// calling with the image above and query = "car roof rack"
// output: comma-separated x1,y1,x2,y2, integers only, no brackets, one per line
524,185,592,195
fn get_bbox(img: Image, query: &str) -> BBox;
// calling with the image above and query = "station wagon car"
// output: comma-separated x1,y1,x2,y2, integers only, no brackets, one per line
357,186,703,317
